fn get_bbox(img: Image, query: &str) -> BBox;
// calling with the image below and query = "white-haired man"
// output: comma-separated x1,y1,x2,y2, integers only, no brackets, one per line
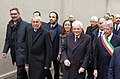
93,20,120,79
25,16,52,79
86,16,98,79
61,20,91,79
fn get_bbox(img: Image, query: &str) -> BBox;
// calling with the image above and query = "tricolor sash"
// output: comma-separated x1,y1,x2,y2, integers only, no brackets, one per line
101,35,115,56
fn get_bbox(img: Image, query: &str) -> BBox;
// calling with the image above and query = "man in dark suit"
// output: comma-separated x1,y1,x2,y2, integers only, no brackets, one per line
93,20,120,79
62,20,91,79
113,14,120,36
108,46,120,79
2,8,28,79
92,17,106,38
26,16,52,79
43,11,62,79
86,16,98,79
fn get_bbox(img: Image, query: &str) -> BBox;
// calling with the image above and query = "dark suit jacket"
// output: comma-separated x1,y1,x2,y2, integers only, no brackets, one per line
86,25,98,41
3,18,29,65
26,25,52,79
108,46,120,79
113,23,120,36
86,25,98,65
94,34,120,79
43,22,62,60
62,33,91,79
92,28,99,38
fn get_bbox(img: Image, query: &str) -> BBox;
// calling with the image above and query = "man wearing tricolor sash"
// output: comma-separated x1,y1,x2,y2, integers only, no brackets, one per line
93,20,120,79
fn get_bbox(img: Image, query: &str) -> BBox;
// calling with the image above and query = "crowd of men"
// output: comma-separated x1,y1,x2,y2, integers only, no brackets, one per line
2,7,120,79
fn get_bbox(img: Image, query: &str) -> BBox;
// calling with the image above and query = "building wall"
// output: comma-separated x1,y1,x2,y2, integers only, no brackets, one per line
0,0,120,75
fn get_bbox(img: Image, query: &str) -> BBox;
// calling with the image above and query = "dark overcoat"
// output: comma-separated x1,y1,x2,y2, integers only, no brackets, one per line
3,18,29,65
86,25,98,66
94,34,120,79
108,46,120,79
43,22,61,60
26,25,52,79
61,33,91,79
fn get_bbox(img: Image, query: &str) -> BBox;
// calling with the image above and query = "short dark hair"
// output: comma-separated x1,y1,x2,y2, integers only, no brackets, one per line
10,8,20,14
33,11,41,16
49,11,59,20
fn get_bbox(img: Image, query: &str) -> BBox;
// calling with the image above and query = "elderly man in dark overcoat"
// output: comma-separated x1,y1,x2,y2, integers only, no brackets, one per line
61,20,91,79
25,16,52,79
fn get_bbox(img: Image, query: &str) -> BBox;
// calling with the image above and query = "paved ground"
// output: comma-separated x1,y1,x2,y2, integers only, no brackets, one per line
0,53,16,75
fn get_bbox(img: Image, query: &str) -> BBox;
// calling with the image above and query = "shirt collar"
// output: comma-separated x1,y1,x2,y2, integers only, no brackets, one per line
51,23,57,28
107,33,113,41
98,29,103,33
75,35,80,38
98,29,104,36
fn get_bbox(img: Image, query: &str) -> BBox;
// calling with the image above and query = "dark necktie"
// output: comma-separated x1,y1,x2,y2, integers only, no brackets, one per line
75,36,79,43
50,26,55,41
32,30,37,42
100,32,102,37
116,23,119,30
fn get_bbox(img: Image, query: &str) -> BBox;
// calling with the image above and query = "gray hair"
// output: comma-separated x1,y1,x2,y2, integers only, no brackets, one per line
102,20,113,28
90,16,98,21
32,16,42,21
72,20,83,28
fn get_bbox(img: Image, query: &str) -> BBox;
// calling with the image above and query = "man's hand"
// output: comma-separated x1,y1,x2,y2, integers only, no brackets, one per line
93,69,98,77
57,54,61,61
25,64,29,69
2,53,7,58
78,67,85,74
64,59,71,67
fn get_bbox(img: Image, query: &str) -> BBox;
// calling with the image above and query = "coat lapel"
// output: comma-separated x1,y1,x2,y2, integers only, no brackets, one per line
110,34,116,45
69,33,75,49
32,28,42,44
51,25,58,41
72,33,84,51
28,28,33,49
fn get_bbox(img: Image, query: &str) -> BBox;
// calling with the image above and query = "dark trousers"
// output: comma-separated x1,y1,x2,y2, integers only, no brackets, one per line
53,60,60,79
44,60,60,79
86,66,94,79
44,68,53,79
17,64,28,79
